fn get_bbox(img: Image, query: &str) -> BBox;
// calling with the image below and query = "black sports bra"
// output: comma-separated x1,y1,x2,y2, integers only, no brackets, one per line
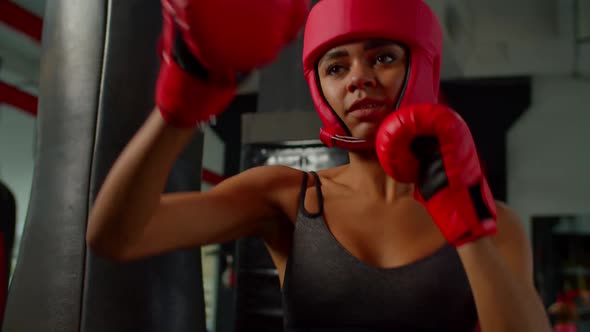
281,172,478,331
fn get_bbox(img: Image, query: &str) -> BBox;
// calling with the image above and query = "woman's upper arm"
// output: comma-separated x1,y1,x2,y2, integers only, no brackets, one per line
491,201,534,287
118,165,300,261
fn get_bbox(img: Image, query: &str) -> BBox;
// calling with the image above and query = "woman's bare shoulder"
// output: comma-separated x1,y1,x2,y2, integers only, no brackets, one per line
314,164,348,180
236,165,305,186
231,164,347,206
237,164,347,188
218,165,306,203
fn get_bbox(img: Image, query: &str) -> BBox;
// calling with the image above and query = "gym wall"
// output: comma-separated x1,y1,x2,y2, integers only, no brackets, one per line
0,105,35,274
507,76,590,237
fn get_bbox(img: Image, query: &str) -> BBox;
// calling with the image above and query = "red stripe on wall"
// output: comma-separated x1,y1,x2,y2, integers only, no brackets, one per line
0,81,38,116
0,1,43,42
202,168,226,186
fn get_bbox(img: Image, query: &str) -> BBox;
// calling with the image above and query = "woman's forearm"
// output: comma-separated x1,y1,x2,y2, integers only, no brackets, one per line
457,238,552,332
86,109,196,256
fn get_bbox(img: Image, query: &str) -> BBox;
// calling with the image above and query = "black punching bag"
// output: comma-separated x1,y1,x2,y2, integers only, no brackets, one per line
2,1,207,331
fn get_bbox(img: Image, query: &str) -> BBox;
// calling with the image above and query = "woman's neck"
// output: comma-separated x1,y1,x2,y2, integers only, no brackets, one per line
340,149,414,203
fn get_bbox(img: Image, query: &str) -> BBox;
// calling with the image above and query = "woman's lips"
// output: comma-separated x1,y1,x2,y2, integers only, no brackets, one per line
347,104,388,121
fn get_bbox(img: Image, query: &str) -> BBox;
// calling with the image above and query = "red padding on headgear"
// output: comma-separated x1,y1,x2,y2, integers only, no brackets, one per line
303,0,443,150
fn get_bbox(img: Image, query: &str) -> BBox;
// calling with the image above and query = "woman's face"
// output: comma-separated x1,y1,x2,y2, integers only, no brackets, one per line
317,39,408,140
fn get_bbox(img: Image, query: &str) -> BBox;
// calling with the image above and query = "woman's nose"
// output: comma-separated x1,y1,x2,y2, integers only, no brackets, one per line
347,63,377,92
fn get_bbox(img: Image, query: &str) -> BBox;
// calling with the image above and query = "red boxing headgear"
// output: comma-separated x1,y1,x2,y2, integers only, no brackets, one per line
303,0,444,150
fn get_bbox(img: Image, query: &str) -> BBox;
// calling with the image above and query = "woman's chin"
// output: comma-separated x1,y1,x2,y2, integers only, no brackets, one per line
351,124,380,141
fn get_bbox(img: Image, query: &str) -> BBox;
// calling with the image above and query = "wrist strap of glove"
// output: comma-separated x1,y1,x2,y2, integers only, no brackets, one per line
172,30,210,81
155,31,241,128
173,30,250,86
415,176,497,247
156,57,237,128
411,136,497,246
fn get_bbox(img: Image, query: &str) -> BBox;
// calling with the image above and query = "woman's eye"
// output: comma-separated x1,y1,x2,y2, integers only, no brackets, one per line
375,53,396,64
326,64,345,76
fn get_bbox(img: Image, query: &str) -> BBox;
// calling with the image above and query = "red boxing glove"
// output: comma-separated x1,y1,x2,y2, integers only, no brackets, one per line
156,0,309,128
376,104,497,247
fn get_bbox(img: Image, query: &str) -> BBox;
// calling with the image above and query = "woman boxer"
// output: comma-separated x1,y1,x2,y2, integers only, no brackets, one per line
87,0,552,331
